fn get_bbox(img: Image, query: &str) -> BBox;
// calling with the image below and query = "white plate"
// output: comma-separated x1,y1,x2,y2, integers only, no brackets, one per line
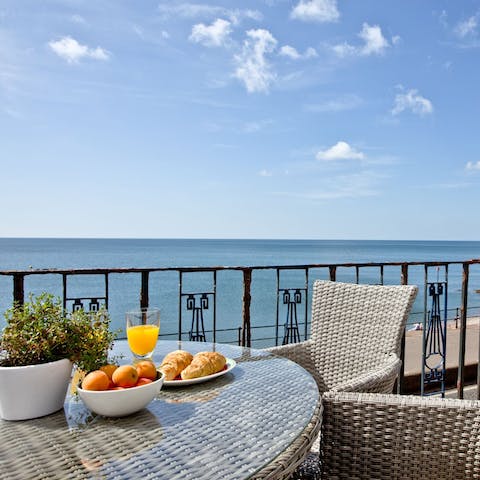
163,358,236,387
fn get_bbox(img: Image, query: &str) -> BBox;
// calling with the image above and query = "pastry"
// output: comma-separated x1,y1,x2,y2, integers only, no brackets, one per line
159,350,193,380
180,351,227,380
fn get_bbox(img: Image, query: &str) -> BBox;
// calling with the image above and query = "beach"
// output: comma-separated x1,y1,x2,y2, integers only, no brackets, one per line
403,317,479,393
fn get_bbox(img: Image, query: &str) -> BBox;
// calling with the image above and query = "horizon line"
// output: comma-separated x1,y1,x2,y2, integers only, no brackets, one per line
0,237,479,242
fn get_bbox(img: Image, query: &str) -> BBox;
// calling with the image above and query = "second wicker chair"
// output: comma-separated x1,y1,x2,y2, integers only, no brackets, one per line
267,280,418,480
320,391,480,479
267,279,418,394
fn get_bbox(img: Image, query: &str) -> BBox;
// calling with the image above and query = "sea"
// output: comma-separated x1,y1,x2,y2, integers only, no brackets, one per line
1,239,479,348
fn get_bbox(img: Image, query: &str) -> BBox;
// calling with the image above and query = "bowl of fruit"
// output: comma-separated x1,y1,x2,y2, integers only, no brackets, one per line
77,360,164,417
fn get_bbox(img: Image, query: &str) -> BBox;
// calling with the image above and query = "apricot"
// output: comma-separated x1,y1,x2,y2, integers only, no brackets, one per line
82,370,110,391
112,365,138,387
100,364,118,380
135,360,157,380
136,377,153,387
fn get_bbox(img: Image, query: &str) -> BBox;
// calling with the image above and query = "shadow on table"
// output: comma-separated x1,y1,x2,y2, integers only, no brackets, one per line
0,401,166,478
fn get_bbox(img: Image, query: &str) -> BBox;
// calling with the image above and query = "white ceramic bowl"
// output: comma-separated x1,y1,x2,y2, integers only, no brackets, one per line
77,372,164,417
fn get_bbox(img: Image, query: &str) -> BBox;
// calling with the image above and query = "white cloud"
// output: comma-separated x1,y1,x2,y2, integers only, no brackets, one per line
439,10,448,28
358,23,389,55
244,119,273,133
229,9,263,24
213,143,238,149
291,0,339,23
2,106,23,119
279,45,317,60
259,169,273,177
391,35,401,45
455,15,478,37
332,42,357,58
466,161,480,171
189,18,232,47
88,47,110,61
158,4,262,24
70,14,87,25
316,141,365,161
133,25,170,42
133,24,145,38
392,88,433,116
234,29,277,93
48,36,110,63
305,94,363,112
158,3,223,18
278,172,380,200
279,45,301,59
332,23,390,57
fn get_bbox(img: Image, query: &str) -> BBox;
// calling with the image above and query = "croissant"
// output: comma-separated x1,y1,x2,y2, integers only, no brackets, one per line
159,350,193,380
180,351,227,380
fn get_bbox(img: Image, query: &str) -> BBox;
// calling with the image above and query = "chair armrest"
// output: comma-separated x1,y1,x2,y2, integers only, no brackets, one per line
329,353,401,393
265,341,317,382
265,340,312,362
321,392,480,479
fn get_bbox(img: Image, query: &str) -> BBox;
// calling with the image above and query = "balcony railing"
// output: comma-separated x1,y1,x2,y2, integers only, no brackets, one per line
1,258,479,399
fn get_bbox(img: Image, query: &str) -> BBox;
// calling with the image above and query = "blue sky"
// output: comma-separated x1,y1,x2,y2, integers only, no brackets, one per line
1,0,480,240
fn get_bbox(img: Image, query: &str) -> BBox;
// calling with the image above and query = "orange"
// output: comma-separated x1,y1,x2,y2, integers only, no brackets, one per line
135,360,157,380
136,377,153,387
112,365,139,387
100,364,118,380
82,370,110,391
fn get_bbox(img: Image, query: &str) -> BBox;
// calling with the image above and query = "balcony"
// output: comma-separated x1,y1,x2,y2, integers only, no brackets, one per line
1,257,479,398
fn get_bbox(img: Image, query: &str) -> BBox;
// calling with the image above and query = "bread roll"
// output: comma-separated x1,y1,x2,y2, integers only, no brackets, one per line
159,350,193,380
180,351,227,380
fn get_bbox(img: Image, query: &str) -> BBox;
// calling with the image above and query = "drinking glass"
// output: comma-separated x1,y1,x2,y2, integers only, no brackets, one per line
126,308,160,361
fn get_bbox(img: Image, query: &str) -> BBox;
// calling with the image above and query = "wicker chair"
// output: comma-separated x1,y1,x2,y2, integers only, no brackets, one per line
267,280,418,394
320,391,480,479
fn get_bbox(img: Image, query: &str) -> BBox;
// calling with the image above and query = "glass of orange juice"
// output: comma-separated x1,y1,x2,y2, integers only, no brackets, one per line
126,308,160,361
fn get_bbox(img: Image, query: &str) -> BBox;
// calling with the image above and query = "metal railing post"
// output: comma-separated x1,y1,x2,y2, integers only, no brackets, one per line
397,264,409,394
275,269,280,346
241,268,252,348
104,273,109,310
140,271,149,310
457,262,469,399
213,270,217,344
329,266,336,281
13,274,25,306
62,274,67,309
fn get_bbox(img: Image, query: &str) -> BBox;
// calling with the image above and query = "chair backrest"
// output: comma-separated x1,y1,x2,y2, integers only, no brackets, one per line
309,280,417,391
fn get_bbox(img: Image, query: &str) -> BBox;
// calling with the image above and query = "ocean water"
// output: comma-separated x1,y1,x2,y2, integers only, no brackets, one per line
1,238,479,347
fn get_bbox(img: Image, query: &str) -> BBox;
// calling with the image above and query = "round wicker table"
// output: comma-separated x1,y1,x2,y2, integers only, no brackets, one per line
0,341,321,480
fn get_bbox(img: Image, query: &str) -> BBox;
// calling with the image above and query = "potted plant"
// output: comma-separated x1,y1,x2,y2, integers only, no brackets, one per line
0,293,117,421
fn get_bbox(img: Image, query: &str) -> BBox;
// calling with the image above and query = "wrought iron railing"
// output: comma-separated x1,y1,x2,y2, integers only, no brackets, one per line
1,259,479,399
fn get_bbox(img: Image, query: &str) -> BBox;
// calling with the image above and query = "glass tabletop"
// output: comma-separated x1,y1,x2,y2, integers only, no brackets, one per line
0,341,320,480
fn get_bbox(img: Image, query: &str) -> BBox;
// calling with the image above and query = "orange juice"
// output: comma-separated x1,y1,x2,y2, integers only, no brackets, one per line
127,324,159,356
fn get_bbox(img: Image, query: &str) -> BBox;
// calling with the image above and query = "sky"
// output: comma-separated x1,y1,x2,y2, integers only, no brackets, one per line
1,0,480,240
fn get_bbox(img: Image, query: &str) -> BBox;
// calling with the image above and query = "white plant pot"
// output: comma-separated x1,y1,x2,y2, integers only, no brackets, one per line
0,358,73,421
